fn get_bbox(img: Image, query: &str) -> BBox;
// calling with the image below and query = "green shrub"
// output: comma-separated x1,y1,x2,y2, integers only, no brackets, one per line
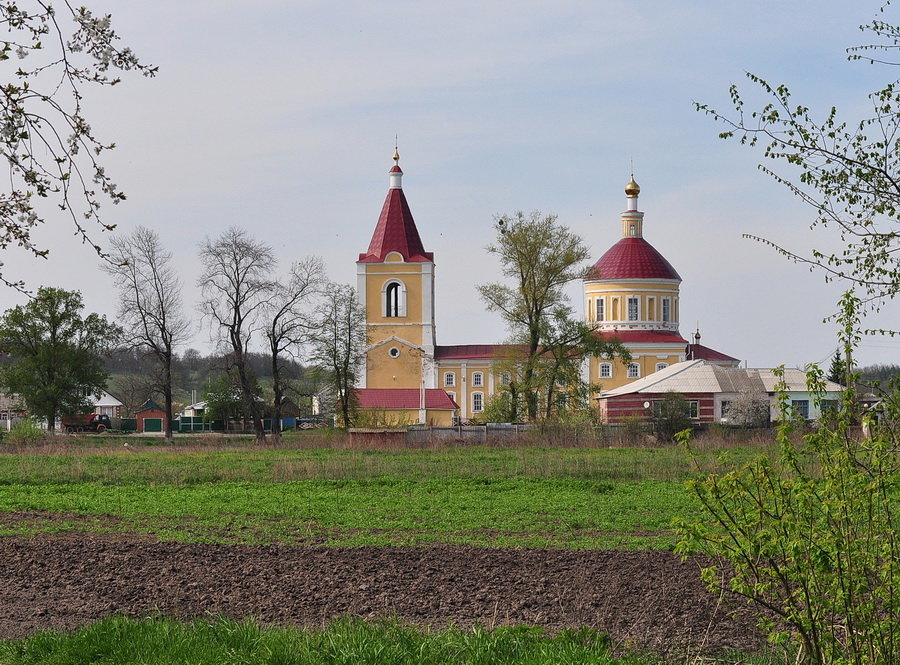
650,392,692,443
5,418,45,445
676,294,900,665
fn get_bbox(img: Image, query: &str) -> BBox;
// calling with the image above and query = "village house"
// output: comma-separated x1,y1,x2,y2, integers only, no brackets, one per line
598,359,843,424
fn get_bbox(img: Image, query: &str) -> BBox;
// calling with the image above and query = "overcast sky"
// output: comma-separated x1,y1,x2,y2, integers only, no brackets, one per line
4,0,898,369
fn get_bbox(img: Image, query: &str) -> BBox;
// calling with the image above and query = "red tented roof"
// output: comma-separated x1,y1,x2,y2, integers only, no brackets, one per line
356,388,458,410
686,343,740,363
587,238,680,281
596,330,689,344
434,344,523,360
358,179,433,263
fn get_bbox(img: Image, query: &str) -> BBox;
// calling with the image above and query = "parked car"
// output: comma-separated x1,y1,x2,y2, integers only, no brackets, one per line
297,415,326,429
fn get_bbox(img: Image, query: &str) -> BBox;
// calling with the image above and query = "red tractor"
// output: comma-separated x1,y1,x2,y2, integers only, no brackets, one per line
61,413,112,434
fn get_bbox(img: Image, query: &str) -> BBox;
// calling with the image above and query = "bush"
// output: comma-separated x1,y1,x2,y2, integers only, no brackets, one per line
651,392,693,442
5,418,45,445
676,297,899,665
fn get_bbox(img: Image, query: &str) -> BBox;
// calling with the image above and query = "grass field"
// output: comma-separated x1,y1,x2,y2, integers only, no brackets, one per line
0,435,778,663
0,434,775,549
0,616,652,665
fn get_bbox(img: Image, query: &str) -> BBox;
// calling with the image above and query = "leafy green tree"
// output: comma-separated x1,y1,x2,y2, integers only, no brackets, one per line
0,287,120,431
203,374,248,423
696,8,900,310
650,391,693,442
0,4,155,290
535,307,628,421
478,211,627,420
478,391,517,424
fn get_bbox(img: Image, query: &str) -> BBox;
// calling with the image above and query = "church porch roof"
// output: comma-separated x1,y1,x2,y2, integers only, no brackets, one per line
356,388,459,410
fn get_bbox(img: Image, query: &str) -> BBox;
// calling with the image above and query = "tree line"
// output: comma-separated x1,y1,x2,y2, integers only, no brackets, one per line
0,226,363,442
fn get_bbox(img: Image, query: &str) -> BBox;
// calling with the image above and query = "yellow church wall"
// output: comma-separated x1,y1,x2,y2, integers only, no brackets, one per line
434,359,499,420
583,282,679,324
590,349,684,391
363,263,426,346
425,409,456,426
364,264,426,320
366,340,426,389
357,408,456,427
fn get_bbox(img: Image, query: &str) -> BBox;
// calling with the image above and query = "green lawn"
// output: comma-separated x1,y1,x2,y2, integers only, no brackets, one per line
0,441,771,548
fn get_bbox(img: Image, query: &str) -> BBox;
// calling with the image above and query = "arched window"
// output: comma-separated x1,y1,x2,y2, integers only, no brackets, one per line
599,363,612,379
386,283,400,317
382,280,407,317
627,363,640,379
472,372,483,387
655,362,668,372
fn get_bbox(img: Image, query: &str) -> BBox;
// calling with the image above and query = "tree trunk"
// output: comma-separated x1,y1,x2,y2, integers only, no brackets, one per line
163,354,174,440
271,354,283,443
234,345,265,443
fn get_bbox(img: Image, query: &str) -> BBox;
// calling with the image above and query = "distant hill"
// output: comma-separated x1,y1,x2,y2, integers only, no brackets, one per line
103,348,324,416
857,364,900,388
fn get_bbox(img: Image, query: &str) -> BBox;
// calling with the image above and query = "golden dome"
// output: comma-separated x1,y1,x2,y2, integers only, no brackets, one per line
625,174,640,197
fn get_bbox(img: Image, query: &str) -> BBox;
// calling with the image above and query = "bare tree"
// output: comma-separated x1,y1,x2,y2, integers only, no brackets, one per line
198,227,274,441
108,367,157,420
103,227,187,438
309,283,366,428
1,4,155,290
263,257,325,440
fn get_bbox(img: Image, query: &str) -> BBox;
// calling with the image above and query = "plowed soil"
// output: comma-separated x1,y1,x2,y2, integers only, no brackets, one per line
0,533,764,655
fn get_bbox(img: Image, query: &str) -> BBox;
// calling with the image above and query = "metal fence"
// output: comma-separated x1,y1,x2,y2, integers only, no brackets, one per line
177,416,298,434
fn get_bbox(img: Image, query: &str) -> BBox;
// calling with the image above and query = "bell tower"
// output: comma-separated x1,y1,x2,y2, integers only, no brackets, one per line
356,151,436,389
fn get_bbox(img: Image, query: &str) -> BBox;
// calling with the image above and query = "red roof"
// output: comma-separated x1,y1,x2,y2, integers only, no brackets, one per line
434,344,522,360
587,238,680,281
686,343,740,363
358,170,433,263
356,388,458,410
596,330,688,344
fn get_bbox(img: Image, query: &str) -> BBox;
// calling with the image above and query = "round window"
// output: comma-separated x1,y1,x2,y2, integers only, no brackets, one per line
388,347,401,358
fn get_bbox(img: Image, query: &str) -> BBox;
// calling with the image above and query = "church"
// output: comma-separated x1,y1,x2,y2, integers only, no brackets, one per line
354,152,738,426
